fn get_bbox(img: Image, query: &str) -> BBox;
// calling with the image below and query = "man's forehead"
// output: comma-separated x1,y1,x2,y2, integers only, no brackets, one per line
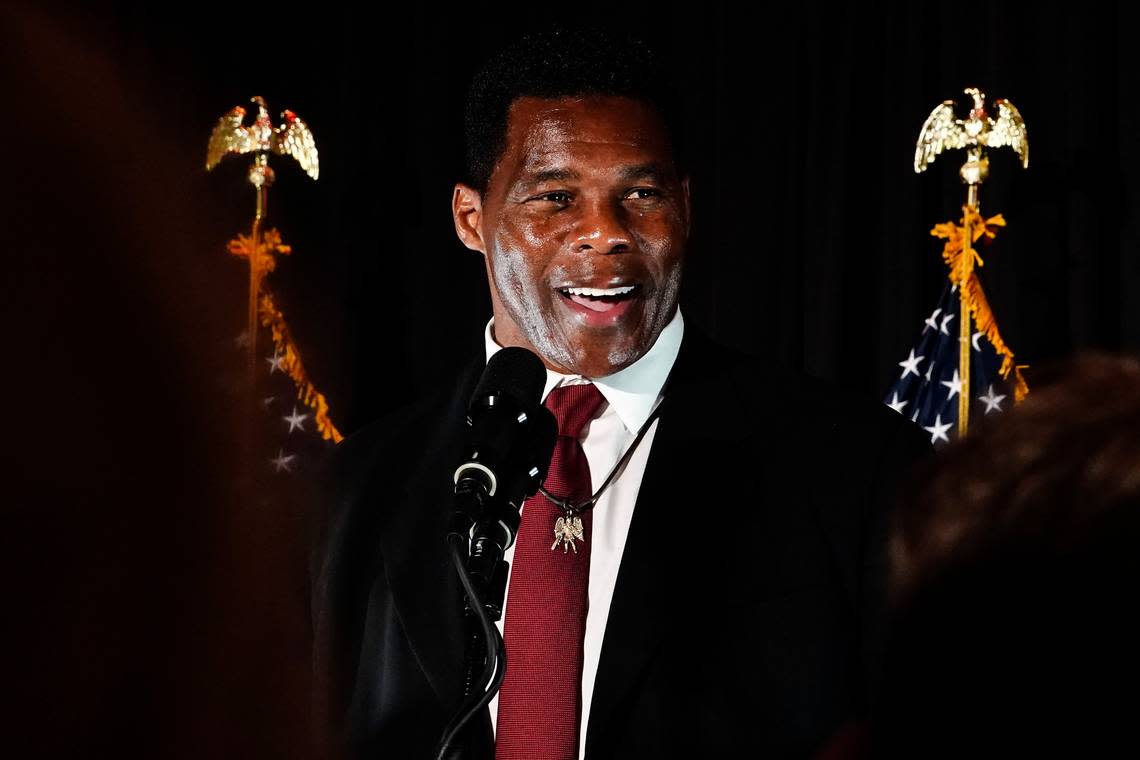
500,95,675,179
507,95,668,141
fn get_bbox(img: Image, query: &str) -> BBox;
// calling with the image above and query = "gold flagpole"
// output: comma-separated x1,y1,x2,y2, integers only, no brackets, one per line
248,154,273,380
960,194,973,436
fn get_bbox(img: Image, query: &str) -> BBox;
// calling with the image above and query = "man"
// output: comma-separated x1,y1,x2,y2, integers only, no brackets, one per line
311,28,931,760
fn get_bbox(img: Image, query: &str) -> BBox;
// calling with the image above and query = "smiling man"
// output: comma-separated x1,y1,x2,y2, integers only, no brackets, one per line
452,92,688,379
311,27,931,760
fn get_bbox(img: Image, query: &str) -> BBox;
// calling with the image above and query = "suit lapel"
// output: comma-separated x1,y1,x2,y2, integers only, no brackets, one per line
586,330,751,754
376,358,483,710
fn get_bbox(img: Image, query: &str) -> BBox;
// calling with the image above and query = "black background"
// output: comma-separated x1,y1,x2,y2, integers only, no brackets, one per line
2,2,1137,758
45,1,1138,433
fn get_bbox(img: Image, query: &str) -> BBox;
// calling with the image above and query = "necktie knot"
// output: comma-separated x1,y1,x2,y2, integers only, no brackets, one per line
544,383,606,439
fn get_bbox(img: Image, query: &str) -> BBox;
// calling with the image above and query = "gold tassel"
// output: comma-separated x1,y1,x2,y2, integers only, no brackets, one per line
931,206,1029,402
258,290,343,443
228,227,291,274
257,288,343,444
228,228,344,443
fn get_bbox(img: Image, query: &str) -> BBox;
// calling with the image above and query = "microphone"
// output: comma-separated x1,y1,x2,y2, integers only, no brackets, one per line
437,347,556,759
450,347,557,614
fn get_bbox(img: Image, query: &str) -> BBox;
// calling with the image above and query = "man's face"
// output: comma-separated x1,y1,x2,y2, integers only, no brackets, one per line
453,95,690,378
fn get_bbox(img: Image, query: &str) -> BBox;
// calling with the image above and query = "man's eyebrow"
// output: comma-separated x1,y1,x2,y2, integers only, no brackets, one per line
617,163,665,182
517,168,581,188
512,164,667,193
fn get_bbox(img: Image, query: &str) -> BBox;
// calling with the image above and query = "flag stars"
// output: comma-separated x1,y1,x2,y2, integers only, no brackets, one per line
270,448,297,473
941,369,963,400
266,351,285,374
898,349,925,379
923,308,943,332
979,384,1007,414
886,392,909,414
284,405,311,433
923,414,953,444
939,312,956,335
958,332,983,351
924,362,934,383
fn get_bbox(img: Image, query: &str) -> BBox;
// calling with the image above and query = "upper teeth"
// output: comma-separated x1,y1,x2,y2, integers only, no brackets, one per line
564,285,636,297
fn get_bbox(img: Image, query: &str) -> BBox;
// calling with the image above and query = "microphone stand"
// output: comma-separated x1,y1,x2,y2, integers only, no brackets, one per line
435,490,520,760
434,536,504,760
462,516,512,694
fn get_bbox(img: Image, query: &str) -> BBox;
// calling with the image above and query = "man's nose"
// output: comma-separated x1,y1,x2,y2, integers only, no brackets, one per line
571,199,632,254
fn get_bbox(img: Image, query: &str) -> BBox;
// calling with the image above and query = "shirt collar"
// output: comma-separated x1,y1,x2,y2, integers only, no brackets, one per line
483,308,685,434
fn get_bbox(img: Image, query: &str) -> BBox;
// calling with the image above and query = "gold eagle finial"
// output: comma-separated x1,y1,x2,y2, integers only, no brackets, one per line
206,96,319,180
914,87,1028,181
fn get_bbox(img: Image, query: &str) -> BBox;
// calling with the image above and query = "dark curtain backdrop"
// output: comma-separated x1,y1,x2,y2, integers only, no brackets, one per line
3,2,1137,758
95,1,1140,433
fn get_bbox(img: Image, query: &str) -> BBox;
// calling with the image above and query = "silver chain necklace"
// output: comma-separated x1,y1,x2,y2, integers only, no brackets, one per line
541,401,666,554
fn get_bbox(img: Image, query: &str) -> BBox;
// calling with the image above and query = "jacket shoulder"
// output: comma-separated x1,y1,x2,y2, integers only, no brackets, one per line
316,358,481,502
686,332,931,464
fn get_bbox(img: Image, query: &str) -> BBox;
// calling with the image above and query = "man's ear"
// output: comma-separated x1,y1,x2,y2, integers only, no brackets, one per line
452,183,486,254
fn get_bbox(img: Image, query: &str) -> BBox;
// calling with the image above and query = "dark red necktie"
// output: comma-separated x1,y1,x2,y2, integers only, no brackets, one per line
495,383,606,760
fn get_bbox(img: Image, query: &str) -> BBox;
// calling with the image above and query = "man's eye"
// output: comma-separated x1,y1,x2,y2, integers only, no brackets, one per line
626,187,662,200
535,191,572,204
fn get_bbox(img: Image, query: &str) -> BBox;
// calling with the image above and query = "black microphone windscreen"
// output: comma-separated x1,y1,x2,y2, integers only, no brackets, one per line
471,347,548,407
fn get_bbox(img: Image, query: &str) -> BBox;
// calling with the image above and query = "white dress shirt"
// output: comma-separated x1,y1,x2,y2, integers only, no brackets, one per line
484,308,685,760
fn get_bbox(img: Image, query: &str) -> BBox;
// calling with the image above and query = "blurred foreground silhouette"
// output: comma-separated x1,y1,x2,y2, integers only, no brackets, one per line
2,7,322,758
878,354,1140,757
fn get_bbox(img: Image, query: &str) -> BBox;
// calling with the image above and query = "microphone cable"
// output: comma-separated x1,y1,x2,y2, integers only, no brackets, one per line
433,532,507,760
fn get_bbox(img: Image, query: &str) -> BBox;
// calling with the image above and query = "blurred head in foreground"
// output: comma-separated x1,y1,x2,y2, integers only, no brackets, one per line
879,354,1140,757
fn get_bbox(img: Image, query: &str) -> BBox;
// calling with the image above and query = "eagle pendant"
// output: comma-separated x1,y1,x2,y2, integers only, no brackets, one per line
551,514,585,554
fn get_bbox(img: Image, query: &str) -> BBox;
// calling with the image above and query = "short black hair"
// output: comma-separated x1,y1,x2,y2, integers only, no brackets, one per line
463,26,686,195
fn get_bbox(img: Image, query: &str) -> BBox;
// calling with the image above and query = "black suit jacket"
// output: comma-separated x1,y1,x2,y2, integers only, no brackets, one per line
310,328,932,759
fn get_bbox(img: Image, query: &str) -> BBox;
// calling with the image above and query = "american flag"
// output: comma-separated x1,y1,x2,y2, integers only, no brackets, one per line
256,344,333,478
234,288,342,480
884,282,1016,445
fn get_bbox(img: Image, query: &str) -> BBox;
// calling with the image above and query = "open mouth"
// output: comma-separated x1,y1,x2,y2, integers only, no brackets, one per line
556,284,641,313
